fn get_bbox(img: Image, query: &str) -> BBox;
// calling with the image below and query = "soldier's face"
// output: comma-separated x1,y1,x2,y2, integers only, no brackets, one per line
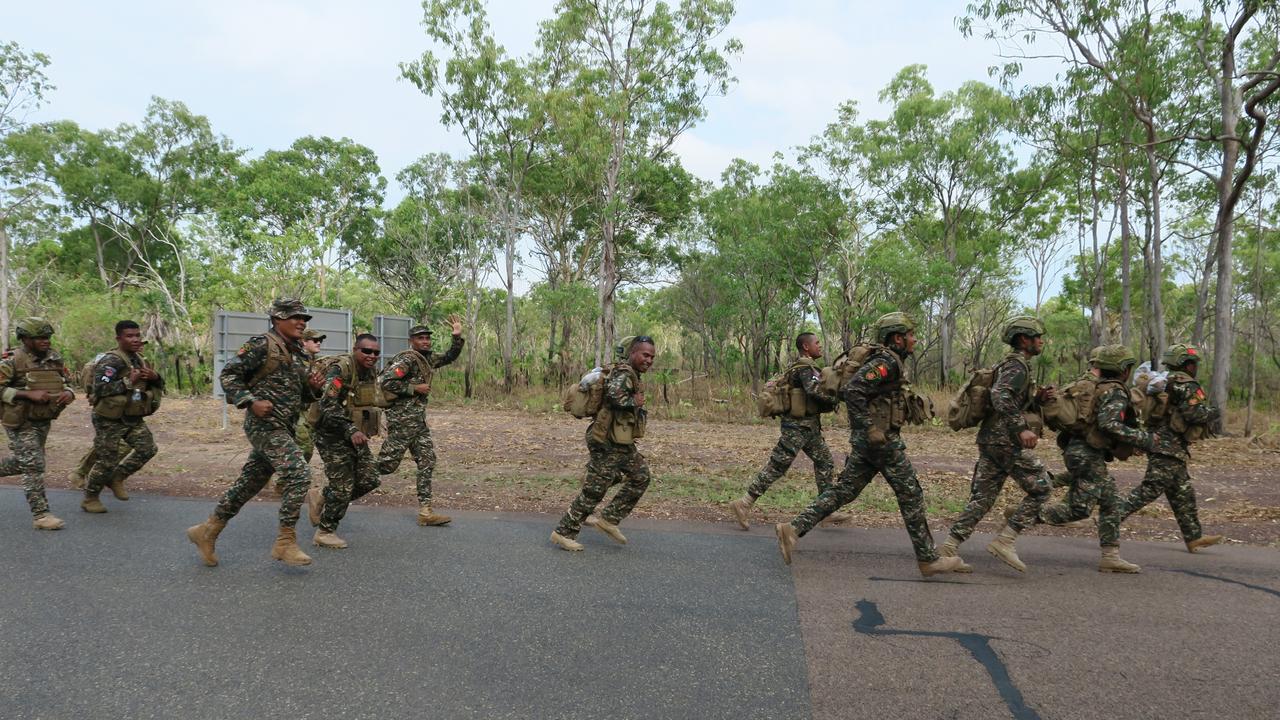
630,342,655,373
411,334,433,352
903,331,917,355
354,340,381,370
24,337,51,356
1024,335,1045,356
118,327,144,354
302,339,322,355
803,338,823,359
276,316,307,341
1185,360,1198,377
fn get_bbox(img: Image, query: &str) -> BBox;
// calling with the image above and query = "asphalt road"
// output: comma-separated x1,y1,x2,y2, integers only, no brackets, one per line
2,488,1277,719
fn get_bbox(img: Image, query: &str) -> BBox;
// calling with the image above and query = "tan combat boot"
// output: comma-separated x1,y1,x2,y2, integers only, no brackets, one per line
821,511,854,526
550,531,584,552
986,526,1026,573
938,535,973,573
587,516,627,544
1187,535,1223,553
728,495,754,531
306,486,323,526
107,470,129,501
81,494,107,514
1098,546,1140,573
918,556,964,577
270,526,313,566
417,503,452,526
68,469,86,490
775,523,798,565
186,515,227,567
32,513,65,531
313,529,348,549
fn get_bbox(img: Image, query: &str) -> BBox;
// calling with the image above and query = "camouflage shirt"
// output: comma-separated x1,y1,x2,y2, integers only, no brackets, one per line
1150,372,1219,460
0,347,74,405
589,362,644,443
220,330,316,430
1094,382,1154,451
977,352,1034,448
843,348,904,435
378,335,464,409
317,359,378,440
92,350,164,402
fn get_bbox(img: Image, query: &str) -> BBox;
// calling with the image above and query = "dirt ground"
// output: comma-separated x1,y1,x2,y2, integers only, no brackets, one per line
17,397,1280,548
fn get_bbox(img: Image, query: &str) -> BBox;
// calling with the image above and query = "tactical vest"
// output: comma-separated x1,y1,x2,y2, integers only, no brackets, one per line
1083,379,1140,458
386,349,434,404
2,348,68,428
247,332,295,389
590,362,646,445
306,354,386,436
92,349,162,419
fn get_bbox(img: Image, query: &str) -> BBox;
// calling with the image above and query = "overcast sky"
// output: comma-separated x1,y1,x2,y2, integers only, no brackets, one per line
7,0,1061,299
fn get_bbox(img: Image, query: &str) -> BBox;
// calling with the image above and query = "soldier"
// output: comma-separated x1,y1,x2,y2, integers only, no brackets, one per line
1118,343,1223,553
775,313,963,577
80,320,162,513
296,328,326,464
939,316,1055,572
304,334,383,549
551,336,655,551
185,299,321,567
1035,344,1157,573
377,316,463,526
69,341,149,490
0,318,75,530
728,332,845,530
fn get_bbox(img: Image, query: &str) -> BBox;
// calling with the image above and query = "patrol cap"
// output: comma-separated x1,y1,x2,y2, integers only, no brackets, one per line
409,324,433,337
268,298,312,321
1161,343,1200,369
874,312,915,344
15,317,54,339
302,329,327,342
1002,315,1046,345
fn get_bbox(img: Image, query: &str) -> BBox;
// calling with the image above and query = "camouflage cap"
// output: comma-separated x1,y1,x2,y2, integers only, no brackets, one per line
1002,315,1046,345
302,329,327,342
15,317,54,339
874,312,915,344
1090,344,1138,373
409,324,433,337
268,298,312,321
1161,343,1200,369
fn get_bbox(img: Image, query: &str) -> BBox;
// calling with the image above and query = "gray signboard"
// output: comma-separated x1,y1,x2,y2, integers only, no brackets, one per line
372,315,413,371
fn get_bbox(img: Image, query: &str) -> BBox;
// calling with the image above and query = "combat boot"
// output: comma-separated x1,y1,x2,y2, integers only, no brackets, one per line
986,526,1026,572
550,531,584,552
1098,546,1140,574
185,515,227,567
820,511,854,527
32,513,65,531
80,493,107,514
775,523,798,565
107,471,129,501
587,516,627,544
918,556,964,577
313,529,348,549
728,495,754,530
306,486,323,526
1186,535,1223,553
417,503,452,526
270,526,313,566
68,469,86,490
938,535,973,573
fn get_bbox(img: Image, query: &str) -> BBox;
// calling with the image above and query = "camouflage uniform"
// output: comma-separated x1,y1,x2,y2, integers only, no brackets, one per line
555,363,651,539
747,358,836,499
0,347,74,516
789,347,940,563
84,349,160,495
948,352,1052,541
1038,381,1153,546
1119,372,1218,543
214,329,316,527
313,359,381,533
376,334,463,505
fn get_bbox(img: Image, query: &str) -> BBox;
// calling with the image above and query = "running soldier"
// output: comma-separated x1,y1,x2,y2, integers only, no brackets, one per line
296,328,326,464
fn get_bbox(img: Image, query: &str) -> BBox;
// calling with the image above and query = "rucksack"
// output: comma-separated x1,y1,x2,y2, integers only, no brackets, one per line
819,344,882,396
1042,376,1103,435
946,367,996,431
247,333,293,388
756,360,823,419
1142,372,1211,443
563,365,612,419
80,354,106,400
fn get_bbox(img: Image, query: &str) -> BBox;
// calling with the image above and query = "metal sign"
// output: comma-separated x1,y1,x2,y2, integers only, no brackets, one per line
372,315,413,371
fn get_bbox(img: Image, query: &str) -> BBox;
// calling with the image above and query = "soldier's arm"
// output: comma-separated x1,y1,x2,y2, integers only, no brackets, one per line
1177,380,1219,426
378,357,415,396
0,359,17,404
430,334,465,369
1096,387,1154,449
93,355,131,398
319,364,359,439
990,360,1029,434
220,337,268,409
604,369,639,409
843,358,892,431
798,366,835,405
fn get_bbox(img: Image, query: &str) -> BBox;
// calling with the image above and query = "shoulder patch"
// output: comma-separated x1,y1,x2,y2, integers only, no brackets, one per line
394,366,406,378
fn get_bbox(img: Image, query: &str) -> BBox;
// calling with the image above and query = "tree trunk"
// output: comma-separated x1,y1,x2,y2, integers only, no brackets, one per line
0,224,9,346
1209,78,1244,430
1144,134,1168,363
502,217,516,394
1118,156,1133,345
1243,201,1262,437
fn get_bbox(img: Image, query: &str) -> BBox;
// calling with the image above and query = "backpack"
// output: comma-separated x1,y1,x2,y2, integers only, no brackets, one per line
819,344,881,396
946,367,996,431
756,360,822,419
1142,372,1210,443
247,333,293,388
1042,376,1103,435
80,353,106,400
563,366,612,419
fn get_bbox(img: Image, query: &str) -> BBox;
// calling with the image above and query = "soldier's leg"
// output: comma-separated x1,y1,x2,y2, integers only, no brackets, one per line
803,429,836,494
1095,472,1122,547
947,451,1007,543
599,447,651,525
84,415,127,494
114,421,158,480
71,447,97,485
880,447,940,562
3,424,51,516
316,438,355,532
791,452,876,536
1040,451,1106,525
376,420,414,475
264,429,311,528
1154,457,1203,543
350,445,381,503
1117,459,1166,522
212,449,274,523
555,444,620,539
296,419,314,464
746,427,803,500
1006,451,1052,533
409,423,437,506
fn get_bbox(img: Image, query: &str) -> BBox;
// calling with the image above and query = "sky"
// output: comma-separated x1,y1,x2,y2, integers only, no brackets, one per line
6,0,1062,300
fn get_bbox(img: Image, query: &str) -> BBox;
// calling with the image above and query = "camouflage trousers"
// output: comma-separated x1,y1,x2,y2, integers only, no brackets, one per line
85,415,157,494
747,421,834,499
1119,454,1204,543
213,418,310,528
377,412,435,505
0,421,52,515
947,444,1052,541
296,418,314,464
791,435,939,563
315,432,380,533
1038,441,1121,546
554,436,651,539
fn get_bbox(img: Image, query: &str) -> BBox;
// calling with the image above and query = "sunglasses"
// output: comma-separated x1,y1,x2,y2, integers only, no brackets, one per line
356,348,381,356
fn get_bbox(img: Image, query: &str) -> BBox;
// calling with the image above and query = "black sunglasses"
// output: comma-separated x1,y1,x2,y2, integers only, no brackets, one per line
356,348,381,356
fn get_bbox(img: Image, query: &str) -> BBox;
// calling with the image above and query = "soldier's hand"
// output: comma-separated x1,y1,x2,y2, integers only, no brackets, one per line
140,367,161,381
634,391,645,408
1018,429,1039,449
351,431,369,446
867,427,887,448
250,399,275,418
1037,386,1057,403
448,314,463,336
56,390,74,406
308,372,324,390
414,382,432,395
128,369,144,385
21,389,51,404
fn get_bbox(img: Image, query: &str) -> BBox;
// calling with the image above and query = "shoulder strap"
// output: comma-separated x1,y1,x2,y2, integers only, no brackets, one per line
248,333,291,388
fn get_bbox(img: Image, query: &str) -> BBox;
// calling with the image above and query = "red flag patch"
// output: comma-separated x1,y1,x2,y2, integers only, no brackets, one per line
394,366,406,378
877,365,888,378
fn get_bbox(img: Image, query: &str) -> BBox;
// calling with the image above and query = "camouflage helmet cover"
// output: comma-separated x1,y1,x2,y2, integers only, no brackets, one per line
1002,315,1046,346
1089,344,1138,373
874,312,915,344
15,317,54,339
1161,343,1200,369
268,298,312,321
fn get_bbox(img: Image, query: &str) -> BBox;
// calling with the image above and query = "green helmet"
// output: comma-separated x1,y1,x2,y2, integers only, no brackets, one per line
1161,343,1201,369
874,312,915,344
14,317,54,339
1002,315,1045,346
1089,344,1137,373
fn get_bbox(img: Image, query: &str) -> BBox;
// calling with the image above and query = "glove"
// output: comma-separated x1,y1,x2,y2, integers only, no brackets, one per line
867,426,887,448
